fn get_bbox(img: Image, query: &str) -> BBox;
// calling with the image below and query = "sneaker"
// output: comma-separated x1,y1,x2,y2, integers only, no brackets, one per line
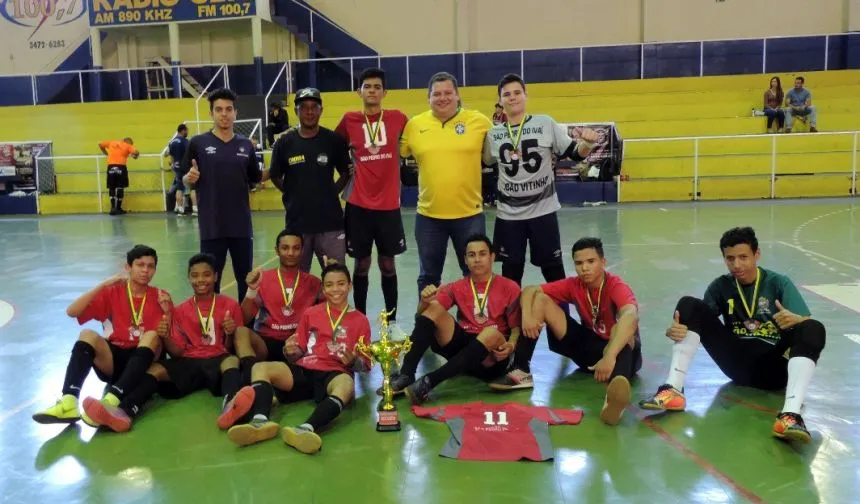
809,127,818,133
192,207,198,217
282,425,322,454
772,412,812,444
404,376,433,405
32,395,80,424
217,386,256,430
82,397,132,433
79,393,119,427
375,373,414,397
227,417,280,447
600,376,631,426
639,384,687,411
489,368,534,391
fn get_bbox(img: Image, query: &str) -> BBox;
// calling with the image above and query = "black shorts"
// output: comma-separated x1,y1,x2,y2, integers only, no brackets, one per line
159,354,230,398
106,164,129,190
344,202,407,258
548,313,642,377
493,212,563,267
273,362,345,404
261,335,288,362
429,323,509,381
93,342,135,383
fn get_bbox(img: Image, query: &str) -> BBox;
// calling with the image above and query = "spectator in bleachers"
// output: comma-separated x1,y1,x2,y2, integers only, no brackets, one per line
492,103,507,125
784,76,818,133
763,77,785,133
266,102,290,148
98,137,139,216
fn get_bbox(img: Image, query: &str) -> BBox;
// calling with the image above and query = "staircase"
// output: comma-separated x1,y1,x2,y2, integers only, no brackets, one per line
144,57,206,99
272,0,377,89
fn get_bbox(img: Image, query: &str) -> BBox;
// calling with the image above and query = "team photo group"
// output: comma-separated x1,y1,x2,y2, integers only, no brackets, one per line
31,68,826,457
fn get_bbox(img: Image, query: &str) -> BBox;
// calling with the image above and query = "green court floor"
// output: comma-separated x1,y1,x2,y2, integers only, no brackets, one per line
0,199,857,504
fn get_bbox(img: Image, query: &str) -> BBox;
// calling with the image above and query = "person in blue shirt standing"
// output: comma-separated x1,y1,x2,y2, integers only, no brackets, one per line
165,124,197,216
182,88,262,301
784,76,818,133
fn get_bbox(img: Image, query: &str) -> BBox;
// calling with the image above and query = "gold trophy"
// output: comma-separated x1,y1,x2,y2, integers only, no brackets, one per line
355,308,412,432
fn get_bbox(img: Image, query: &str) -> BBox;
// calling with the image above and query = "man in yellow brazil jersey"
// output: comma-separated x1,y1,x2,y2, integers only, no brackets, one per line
400,72,492,297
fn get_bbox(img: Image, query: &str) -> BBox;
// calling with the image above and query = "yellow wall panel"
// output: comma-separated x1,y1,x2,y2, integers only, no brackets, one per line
619,180,694,202
698,178,772,200
774,175,854,198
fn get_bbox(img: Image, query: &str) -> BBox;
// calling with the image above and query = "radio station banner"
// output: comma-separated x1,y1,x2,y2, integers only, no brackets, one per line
556,122,623,181
0,141,53,191
0,0,89,75
88,0,257,27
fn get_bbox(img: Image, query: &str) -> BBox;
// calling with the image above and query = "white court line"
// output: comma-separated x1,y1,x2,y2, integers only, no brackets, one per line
777,241,860,271
0,397,42,424
844,334,860,346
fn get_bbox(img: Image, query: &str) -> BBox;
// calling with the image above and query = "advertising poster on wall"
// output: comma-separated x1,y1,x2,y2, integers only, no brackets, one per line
0,0,90,75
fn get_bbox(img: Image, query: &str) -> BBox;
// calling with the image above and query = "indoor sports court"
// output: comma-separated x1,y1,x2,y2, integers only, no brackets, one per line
0,199,856,504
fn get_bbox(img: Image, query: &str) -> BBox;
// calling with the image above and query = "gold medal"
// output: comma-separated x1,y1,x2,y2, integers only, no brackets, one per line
126,281,147,340
364,110,384,152
194,295,217,343
470,275,494,324
505,116,527,163
277,268,301,318
586,276,605,330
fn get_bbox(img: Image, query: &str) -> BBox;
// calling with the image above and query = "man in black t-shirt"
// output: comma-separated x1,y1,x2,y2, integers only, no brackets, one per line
182,88,262,300
269,88,351,272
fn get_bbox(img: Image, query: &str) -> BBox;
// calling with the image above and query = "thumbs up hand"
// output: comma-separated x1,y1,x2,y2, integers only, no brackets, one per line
223,310,237,336
157,314,170,338
186,159,200,184
665,310,688,341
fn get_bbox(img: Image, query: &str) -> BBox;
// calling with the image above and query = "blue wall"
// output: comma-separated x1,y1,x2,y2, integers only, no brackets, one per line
1,33,859,106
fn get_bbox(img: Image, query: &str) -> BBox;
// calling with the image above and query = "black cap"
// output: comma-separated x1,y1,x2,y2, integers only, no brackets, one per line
294,87,322,105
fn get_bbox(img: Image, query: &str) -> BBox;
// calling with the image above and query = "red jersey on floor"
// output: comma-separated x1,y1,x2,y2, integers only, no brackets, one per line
172,294,241,359
335,109,408,210
77,282,167,350
435,275,521,335
541,272,638,341
295,303,372,374
412,401,583,461
253,268,321,341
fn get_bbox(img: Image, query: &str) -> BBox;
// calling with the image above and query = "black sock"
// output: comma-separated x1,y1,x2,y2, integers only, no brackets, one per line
119,373,158,418
221,367,242,403
304,395,343,431
512,336,538,373
240,356,257,386
353,273,369,314
116,189,125,209
425,338,489,388
399,315,436,378
110,347,155,400
62,341,96,397
250,380,274,418
381,274,398,320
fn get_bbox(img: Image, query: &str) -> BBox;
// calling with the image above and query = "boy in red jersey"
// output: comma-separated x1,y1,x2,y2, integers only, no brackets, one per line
33,245,172,425
225,263,372,454
385,234,521,404
81,253,245,432
234,230,322,385
335,68,409,321
495,237,641,426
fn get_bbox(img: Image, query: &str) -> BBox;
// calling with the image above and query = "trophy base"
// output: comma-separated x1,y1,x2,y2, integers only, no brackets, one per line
376,406,401,432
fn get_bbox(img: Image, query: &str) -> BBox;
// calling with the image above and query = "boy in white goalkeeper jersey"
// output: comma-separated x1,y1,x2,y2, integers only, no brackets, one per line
482,73,600,387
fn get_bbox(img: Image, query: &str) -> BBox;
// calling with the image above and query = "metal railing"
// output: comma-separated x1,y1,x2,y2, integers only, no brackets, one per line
159,119,264,158
0,63,229,106
194,65,230,124
34,153,167,213
263,31,856,95
622,130,859,201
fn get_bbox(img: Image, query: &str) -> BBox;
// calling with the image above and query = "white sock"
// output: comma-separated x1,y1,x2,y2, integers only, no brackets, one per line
782,357,815,414
665,330,701,390
192,205,198,212
252,414,268,422
298,422,314,432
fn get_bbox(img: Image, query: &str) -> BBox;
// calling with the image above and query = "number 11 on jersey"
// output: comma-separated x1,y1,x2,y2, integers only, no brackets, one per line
484,411,509,426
